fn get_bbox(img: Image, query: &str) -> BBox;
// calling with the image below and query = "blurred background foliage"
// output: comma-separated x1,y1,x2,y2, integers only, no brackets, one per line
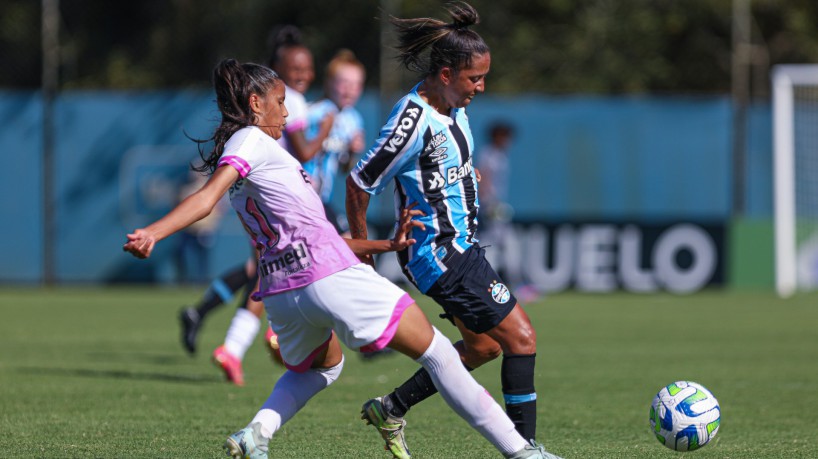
2,0,818,95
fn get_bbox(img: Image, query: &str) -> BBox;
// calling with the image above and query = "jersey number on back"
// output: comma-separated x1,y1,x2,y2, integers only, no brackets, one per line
242,197,280,249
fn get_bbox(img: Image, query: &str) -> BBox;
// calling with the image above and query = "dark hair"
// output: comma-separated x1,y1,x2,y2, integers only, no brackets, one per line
489,122,513,139
390,1,489,76
193,59,281,173
266,24,306,70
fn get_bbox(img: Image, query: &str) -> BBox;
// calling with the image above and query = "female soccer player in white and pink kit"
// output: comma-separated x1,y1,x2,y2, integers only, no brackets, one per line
123,58,553,459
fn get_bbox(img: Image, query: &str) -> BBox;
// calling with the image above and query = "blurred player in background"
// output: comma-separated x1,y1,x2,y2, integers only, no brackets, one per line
302,48,367,236
476,121,514,236
476,122,542,303
124,58,555,459
347,2,556,457
174,170,228,284
267,24,334,163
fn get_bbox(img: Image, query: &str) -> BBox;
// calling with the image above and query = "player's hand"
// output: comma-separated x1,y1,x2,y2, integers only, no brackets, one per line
474,167,482,182
390,202,425,252
350,131,365,154
123,229,157,259
319,113,335,135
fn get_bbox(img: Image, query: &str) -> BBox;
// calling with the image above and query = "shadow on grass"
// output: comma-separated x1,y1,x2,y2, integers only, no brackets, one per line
17,366,223,384
83,350,193,366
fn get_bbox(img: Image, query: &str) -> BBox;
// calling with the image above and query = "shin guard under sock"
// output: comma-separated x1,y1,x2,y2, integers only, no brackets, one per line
501,353,537,441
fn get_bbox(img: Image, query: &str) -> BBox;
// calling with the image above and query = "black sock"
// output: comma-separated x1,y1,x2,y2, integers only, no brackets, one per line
195,265,250,318
501,353,537,441
385,367,436,418
237,275,259,310
385,363,475,418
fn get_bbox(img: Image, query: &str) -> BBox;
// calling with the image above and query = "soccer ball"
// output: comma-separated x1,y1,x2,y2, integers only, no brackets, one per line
649,381,721,451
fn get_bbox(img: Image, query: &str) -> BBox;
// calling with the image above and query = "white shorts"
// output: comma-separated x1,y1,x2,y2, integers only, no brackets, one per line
262,263,414,372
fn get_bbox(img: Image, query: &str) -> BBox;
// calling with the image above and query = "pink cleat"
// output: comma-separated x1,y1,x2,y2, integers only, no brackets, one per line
212,345,244,386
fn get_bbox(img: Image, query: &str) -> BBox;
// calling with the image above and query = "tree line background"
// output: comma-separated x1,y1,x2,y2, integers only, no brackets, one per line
2,0,818,96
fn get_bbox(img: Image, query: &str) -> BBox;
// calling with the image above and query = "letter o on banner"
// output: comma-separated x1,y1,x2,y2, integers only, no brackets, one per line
653,224,717,293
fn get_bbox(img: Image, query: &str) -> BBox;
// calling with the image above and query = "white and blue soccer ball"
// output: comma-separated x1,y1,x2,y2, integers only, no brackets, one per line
649,380,721,452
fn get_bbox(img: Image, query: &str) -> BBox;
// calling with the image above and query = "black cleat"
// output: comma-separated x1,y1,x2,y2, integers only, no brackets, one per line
179,307,201,355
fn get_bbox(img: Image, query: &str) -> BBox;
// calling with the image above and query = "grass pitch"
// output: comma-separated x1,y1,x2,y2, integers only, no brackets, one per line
1,286,816,458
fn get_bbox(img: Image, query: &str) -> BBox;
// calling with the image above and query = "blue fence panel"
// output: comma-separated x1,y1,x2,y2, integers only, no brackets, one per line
0,92,43,282
0,90,773,284
467,95,733,220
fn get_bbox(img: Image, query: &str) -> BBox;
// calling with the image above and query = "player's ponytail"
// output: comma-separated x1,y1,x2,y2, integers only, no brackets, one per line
193,59,281,173
391,1,489,76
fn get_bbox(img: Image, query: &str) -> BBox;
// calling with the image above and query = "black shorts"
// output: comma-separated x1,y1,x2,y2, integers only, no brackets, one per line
425,245,517,334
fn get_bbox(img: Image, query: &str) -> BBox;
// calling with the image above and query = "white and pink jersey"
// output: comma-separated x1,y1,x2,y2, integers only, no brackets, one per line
217,126,360,298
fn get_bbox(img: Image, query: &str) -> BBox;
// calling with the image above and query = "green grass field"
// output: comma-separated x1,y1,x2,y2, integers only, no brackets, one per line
1,286,817,458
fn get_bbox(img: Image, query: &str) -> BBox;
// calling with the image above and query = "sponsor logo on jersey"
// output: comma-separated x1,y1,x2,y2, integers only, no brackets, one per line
427,157,474,190
259,240,312,277
358,101,423,187
384,106,421,153
426,157,474,191
428,171,446,189
447,157,473,183
488,280,511,304
424,132,449,162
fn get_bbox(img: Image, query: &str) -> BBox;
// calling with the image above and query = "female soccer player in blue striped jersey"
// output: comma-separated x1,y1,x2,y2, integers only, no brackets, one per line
347,2,554,458
125,58,556,459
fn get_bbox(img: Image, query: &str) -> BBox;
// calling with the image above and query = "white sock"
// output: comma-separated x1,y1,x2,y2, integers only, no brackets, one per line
224,308,260,360
417,328,528,455
251,357,344,438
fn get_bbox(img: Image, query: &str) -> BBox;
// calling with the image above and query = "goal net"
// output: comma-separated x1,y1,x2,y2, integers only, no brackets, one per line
772,64,818,297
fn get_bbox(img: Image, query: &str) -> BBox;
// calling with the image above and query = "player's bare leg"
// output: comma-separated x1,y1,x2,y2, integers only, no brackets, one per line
225,334,344,457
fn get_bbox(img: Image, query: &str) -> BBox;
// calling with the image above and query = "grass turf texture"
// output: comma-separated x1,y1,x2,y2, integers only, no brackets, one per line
1,286,817,458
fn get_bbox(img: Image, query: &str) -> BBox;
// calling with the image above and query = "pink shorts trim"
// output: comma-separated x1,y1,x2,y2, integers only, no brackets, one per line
360,293,414,353
284,333,332,373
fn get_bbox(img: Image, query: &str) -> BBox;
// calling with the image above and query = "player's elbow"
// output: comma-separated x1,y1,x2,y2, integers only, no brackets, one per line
345,174,363,198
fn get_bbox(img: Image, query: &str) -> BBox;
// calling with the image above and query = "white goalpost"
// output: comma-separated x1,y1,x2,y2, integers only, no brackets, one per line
772,64,818,298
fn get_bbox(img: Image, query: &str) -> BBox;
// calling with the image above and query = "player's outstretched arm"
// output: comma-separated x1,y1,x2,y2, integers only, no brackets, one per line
123,166,238,259
344,203,425,257
287,113,334,163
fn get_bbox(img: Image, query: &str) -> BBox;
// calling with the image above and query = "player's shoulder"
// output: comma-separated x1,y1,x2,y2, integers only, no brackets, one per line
383,90,427,130
307,99,337,117
226,127,278,154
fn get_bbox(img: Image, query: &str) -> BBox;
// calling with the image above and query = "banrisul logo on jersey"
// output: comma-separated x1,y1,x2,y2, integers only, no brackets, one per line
427,157,474,191
488,280,511,304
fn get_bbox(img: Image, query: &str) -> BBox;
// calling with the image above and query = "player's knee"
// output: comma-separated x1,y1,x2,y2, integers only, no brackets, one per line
314,355,344,386
500,318,537,354
515,323,537,352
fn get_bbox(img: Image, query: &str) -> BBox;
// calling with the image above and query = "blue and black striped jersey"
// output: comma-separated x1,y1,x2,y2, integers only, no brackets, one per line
349,83,480,292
